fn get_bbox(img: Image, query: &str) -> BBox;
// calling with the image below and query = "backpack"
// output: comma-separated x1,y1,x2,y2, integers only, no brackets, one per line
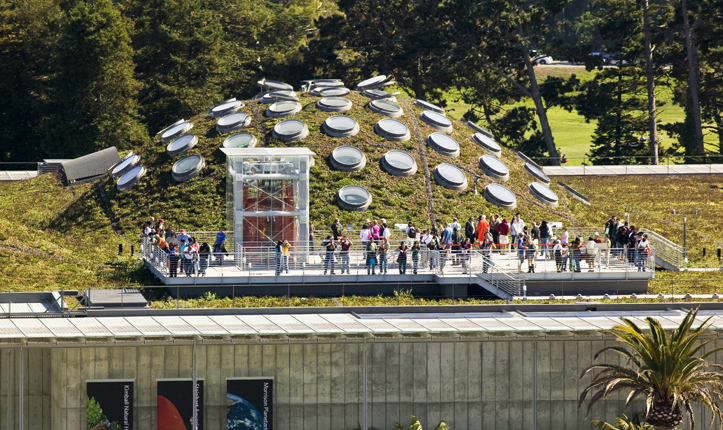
407,226,416,238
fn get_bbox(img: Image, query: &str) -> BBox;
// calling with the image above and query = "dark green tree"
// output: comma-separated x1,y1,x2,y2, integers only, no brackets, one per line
0,0,63,161
576,67,649,164
44,0,146,158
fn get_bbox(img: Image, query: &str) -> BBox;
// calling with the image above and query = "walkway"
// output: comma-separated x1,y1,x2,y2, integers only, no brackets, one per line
543,164,723,176
0,171,38,181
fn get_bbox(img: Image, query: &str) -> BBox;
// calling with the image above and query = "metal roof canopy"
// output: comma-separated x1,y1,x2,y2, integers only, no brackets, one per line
0,311,721,344
221,147,315,157
58,146,120,185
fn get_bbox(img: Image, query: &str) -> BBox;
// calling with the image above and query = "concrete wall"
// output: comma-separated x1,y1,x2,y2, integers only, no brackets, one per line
1,338,722,430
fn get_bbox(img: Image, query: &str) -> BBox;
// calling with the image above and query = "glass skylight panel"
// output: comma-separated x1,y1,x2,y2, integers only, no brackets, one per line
363,89,398,101
116,165,146,192
13,319,54,337
272,119,309,142
223,133,257,149
337,185,372,211
126,317,170,336
96,317,142,336
152,316,199,336
172,155,204,182
216,113,251,133
210,100,244,118
319,87,350,97
112,153,140,178
330,146,366,171
258,79,293,91
323,115,360,137
523,163,551,184
483,183,517,210
166,134,198,157
69,318,113,336
235,315,285,334
472,132,502,156
0,320,25,338
368,99,403,118
320,314,374,333
160,120,193,143
478,155,509,181
432,163,468,191
381,150,417,176
427,132,460,157
374,118,410,141
317,97,352,112
180,316,229,335
208,316,257,334
529,182,559,207
420,111,453,132
40,318,83,337
266,101,302,118
292,315,344,334
357,75,387,89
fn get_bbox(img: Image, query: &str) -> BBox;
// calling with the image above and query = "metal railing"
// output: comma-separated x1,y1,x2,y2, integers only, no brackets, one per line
529,154,723,168
469,252,523,297
640,229,686,269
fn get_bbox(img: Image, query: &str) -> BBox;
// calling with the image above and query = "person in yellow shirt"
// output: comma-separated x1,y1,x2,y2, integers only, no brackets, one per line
280,240,291,274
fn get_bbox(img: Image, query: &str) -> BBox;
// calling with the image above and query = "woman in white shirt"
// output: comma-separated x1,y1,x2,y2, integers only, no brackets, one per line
360,223,371,245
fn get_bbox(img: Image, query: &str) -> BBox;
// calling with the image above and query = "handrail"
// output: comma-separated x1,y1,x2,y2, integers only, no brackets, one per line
468,251,522,297
640,229,686,269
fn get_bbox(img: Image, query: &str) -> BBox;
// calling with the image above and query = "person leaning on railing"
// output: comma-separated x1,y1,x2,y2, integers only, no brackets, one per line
339,236,353,274
378,238,389,274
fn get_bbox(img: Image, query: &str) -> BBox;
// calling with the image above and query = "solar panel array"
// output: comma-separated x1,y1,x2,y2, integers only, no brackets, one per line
2,311,721,343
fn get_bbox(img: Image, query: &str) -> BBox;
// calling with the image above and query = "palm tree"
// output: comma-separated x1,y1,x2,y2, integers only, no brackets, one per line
578,308,723,430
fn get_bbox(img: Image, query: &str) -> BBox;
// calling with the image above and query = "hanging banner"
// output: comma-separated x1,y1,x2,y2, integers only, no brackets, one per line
157,380,204,430
226,378,273,430
86,380,134,430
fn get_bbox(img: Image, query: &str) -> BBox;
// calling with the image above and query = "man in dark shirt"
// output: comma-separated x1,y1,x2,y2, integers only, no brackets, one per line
465,217,476,244
531,222,540,243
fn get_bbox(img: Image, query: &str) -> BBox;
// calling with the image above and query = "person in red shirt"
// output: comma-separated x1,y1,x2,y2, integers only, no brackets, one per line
476,215,490,246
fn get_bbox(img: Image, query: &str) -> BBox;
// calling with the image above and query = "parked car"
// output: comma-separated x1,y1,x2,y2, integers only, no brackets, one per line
533,54,553,65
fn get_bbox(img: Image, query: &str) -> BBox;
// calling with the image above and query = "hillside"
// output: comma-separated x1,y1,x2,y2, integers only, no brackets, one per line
1,89,721,292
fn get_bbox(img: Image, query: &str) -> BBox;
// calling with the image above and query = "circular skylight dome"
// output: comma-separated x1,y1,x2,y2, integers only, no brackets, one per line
266,101,302,118
259,90,298,104
223,133,258,149
414,100,445,115
478,155,509,181
172,155,205,182
427,133,460,157
433,163,468,191
472,132,502,156
166,134,198,157
483,183,517,210
323,116,360,138
258,80,293,91
317,97,352,112
375,119,410,142
381,150,418,177
272,120,309,142
210,100,244,118
523,163,550,184
529,182,559,207
420,111,453,133
357,75,387,89
313,81,345,88
337,185,372,211
312,78,342,84
363,89,397,101
117,165,146,192
330,146,366,172
368,99,403,118
112,153,140,178
319,87,350,97
216,113,251,133
160,121,193,143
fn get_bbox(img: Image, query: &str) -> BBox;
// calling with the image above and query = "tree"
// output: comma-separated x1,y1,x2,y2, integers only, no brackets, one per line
0,0,63,161
594,0,674,164
45,0,146,158
579,308,723,430
576,67,650,164
451,0,574,165
679,0,706,155
311,0,457,104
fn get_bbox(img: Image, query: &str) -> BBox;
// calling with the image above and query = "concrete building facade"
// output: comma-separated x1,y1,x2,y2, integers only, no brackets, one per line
2,336,722,430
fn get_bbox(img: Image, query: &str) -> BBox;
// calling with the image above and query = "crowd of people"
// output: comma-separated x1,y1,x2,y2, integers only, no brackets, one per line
140,217,228,277
315,214,652,275
140,213,653,277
